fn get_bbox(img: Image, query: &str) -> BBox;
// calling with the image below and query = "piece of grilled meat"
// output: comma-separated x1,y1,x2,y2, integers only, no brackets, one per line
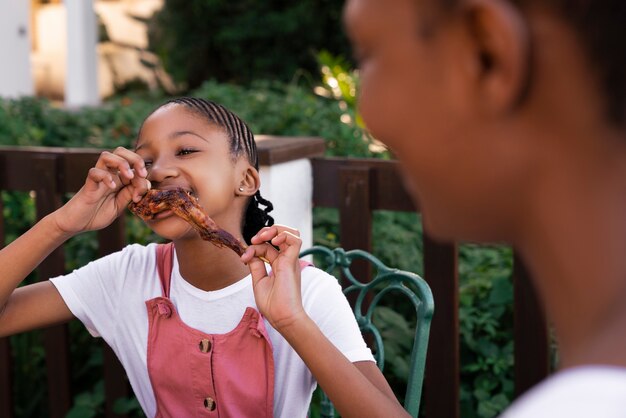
128,188,246,256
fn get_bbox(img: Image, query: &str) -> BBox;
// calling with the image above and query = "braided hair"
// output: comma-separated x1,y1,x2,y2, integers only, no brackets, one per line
155,97,274,244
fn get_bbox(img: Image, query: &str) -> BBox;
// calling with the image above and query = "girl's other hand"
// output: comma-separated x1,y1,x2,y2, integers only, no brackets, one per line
53,147,150,235
241,225,306,331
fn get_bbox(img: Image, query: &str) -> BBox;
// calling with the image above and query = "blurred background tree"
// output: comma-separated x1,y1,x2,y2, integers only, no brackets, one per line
148,0,351,88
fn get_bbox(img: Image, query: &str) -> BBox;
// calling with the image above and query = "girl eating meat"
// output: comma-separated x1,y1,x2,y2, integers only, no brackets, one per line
0,98,408,417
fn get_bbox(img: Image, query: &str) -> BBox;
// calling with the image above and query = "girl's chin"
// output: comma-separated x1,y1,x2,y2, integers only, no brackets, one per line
153,209,174,220
147,216,196,240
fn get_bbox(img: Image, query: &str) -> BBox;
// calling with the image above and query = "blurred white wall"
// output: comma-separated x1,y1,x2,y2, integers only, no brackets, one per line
0,1,34,98
260,159,314,251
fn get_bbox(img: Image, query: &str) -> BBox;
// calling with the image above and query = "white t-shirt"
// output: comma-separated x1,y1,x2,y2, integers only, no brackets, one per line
50,243,374,418
501,366,626,417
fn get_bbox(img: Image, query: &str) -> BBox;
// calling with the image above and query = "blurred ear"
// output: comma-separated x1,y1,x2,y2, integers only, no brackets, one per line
457,0,531,113
236,163,260,197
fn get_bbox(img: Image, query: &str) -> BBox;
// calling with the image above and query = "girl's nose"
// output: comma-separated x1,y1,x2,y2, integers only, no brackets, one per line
147,161,179,184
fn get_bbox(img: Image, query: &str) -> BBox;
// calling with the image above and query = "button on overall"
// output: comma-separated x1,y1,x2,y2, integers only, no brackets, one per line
204,397,217,411
199,338,212,353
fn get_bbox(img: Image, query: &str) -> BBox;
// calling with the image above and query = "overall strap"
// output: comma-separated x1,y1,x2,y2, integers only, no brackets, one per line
156,243,175,298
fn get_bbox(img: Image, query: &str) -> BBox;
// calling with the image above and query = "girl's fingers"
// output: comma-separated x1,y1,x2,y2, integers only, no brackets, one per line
248,258,270,286
251,225,301,245
271,231,302,259
246,227,302,264
113,147,148,172
112,147,148,177
115,177,151,207
86,165,150,206
250,227,275,244
129,176,151,202
95,148,147,184
242,244,279,284
241,243,280,265
242,232,302,284
86,167,118,190
95,152,134,181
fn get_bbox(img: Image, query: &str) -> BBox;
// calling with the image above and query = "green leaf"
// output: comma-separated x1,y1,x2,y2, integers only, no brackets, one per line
488,277,513,306
66,405,97,418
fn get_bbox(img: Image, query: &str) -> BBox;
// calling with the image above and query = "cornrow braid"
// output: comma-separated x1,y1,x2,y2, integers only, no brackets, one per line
149,97,275,244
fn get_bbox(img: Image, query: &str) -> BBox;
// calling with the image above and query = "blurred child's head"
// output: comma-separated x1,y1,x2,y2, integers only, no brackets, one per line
344,0,626,242
138,97,274,244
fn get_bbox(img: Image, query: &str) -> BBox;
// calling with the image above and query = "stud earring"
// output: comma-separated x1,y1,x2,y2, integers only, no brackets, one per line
238,187,244,192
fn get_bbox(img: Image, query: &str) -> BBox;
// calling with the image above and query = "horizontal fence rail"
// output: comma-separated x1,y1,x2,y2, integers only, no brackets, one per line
0,147,550,418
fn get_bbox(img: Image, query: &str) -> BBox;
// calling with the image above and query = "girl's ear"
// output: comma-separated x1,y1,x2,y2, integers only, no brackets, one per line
236,164,260,196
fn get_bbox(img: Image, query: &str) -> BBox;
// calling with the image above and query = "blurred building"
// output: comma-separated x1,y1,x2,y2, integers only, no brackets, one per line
1,0,170,106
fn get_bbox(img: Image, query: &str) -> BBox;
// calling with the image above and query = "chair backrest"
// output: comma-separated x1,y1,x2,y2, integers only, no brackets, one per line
300,246,435,418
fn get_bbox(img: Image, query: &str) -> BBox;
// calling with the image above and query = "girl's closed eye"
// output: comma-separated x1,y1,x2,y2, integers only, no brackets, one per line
176,148,199,157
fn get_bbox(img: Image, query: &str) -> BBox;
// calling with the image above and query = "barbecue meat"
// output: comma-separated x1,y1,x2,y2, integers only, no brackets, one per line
128,188,246,256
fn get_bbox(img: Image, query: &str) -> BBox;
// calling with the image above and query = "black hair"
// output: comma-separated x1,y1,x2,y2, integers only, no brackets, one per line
155,97,274,244
436,0,626,126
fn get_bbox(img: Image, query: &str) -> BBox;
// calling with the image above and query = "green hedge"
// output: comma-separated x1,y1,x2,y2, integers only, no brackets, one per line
1,79,513,417
0,80,373,157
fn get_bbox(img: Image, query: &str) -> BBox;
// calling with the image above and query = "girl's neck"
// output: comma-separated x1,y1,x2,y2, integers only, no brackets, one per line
516,133,626,369
172,238,250,292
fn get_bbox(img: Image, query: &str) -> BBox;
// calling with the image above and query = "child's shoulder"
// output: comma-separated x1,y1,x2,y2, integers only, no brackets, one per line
87,242,159,278
101,242,159,264
50,243,162,312
90,242,163,298
122,242,160,257
300,264,343,296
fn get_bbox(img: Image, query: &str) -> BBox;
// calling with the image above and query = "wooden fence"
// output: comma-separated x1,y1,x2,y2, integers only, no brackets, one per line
0,145,550,418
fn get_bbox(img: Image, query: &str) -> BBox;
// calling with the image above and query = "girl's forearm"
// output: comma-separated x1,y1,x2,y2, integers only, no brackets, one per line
0,212,73,306
278,315,410,418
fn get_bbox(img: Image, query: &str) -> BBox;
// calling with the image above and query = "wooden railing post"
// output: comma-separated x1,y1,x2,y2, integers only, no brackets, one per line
339,166,373,280
423,232,459,418
34,155,72,418
513,253,550,396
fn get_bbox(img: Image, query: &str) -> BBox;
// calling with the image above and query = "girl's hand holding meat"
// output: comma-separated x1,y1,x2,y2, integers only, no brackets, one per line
241,225,306,331
53,147,151,235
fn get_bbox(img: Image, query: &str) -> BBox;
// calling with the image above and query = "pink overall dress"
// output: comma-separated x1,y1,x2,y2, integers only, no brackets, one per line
145,243,275,418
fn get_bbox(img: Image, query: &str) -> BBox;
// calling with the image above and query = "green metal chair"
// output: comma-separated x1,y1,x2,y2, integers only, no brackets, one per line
300,246,435,418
